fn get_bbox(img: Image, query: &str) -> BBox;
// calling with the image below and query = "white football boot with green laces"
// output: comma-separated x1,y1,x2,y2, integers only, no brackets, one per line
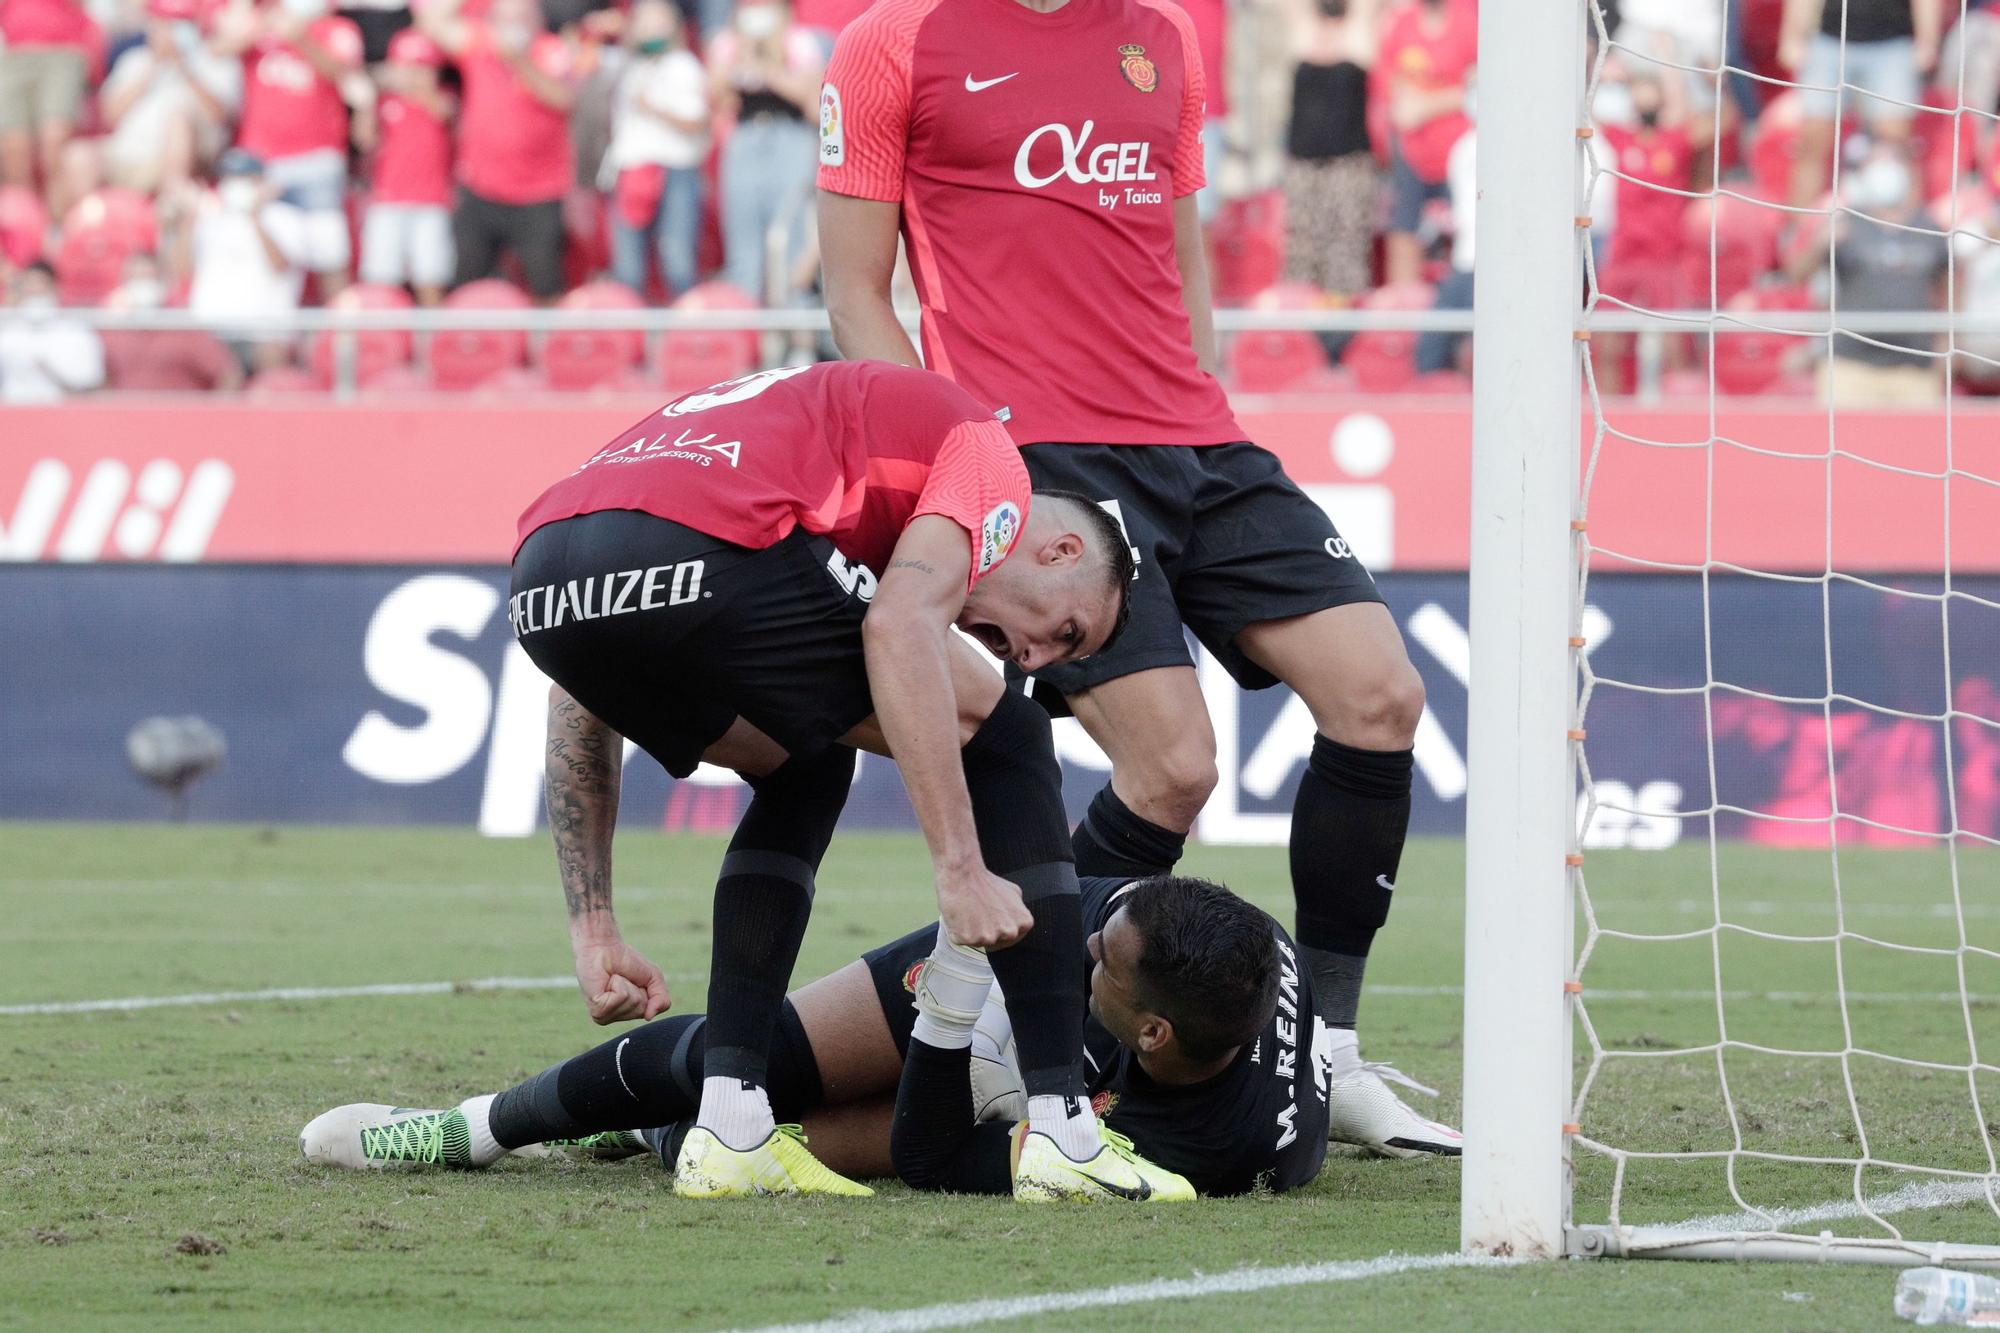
300,1104,489,1169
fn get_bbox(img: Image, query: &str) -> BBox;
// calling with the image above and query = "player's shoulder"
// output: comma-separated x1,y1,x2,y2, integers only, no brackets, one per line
832,0,946,60
1125,0,1201,47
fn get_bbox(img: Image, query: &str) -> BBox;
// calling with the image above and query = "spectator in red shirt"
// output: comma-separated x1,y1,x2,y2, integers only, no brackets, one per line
1594,72,1693,394
1377,0,1475,286
0,0,96,208
101,250,246,391
356,27,455,303
417,0,579,303
214,0,368,296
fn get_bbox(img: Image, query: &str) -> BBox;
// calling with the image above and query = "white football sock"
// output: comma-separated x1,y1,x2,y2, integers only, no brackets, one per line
458,1093,505,1166
911,929,995,1051
1027,1093,1101,1162
697,1076,775,1151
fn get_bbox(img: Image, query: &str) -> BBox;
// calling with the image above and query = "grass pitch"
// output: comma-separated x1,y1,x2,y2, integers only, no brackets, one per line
1,823,1993,1329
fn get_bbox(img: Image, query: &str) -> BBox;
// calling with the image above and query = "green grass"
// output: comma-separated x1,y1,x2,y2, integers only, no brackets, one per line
0,823,1992,1329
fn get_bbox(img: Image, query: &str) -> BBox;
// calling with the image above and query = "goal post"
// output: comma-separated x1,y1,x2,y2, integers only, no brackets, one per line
1460,0,1588,1260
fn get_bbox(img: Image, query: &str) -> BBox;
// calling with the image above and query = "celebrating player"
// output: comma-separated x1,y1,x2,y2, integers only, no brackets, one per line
814,0,1456,1156
492,359,1177,1200
301,874,1328,1199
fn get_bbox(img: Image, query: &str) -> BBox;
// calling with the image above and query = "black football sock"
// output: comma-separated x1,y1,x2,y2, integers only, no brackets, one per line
487,1004,825,1149
890,1036,1013,1194
1070,784,1187,880
701,745,854,1091
960,693,1092,1159
1291,734,1412,1030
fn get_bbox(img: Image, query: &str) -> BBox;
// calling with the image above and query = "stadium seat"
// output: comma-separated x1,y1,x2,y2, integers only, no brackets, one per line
429,279,531,390
541,279,645,391
243,364,325,397
660,281,758,391
54,188,156,305
0,185,47,267
1712,283,1813,396
309,283,415,389
1224,282,1335,393
1341,282,1433,393
1412,369,1472,395
1208,191,1285,305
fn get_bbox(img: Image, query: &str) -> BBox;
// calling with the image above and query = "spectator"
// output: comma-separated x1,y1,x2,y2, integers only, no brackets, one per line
707,0,821,303
1283,0,1380,300
1781,0,1936,208
603,0,707,296
180,147,310,371
1377,0,1475,286
418,0,579,303
100,250,245,390
1613,0,1730,191
1413,122,1473,375
1951,187,2000,391
0,0,94,209
356,26,454,303
1788,142,1948,405
215,0,368,297
98,0,244,197
1594,72,1694,394
0,258,104,401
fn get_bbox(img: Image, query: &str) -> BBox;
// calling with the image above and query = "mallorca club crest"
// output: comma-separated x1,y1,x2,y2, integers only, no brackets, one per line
1118,43,1158,93
903,960,928,994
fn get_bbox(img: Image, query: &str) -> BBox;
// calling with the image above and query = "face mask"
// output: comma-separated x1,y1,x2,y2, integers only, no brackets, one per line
119,278,166,309
735,6,781,38
1849,157,1911,210
220,178,260,212
172,20,202,52
637,37,669,54
280,0,326,20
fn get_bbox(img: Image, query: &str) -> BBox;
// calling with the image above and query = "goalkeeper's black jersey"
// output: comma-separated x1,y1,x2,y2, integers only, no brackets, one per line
1081,877,1331,1197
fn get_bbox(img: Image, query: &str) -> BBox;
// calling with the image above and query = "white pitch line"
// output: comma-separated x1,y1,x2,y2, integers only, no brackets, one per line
1662,1177,2000,1237
0,975,580,1016
1368,984,2000,1005
733,1252,1521,1333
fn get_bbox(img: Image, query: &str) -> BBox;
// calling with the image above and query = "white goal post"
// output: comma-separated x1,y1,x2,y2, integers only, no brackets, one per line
1462,0,2000,1268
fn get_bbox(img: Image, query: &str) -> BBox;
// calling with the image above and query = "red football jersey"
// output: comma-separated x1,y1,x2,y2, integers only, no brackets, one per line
373,92,454,206
818,0,1242,448
1379,0,1476,184
516,360,1033,591
238,16,365,160
1602,123,1693,268
457,24,574,205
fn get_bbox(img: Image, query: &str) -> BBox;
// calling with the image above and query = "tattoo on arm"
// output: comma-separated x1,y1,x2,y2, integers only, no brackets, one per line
889,557,940,575
546,692,622,921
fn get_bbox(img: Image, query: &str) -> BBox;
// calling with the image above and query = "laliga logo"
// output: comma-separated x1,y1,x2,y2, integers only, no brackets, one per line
0,458,233,561
1013,120,1159,190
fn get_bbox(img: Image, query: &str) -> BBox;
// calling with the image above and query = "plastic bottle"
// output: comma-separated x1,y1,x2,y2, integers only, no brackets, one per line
1895,1267,2000,1325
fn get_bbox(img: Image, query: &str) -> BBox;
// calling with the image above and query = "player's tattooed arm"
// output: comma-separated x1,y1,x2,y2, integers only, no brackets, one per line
546,686,621,924
889,557,939,576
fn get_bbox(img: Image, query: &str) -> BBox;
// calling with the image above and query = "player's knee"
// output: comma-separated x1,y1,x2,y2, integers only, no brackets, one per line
1373,663,1427,748
1122,742,1218,833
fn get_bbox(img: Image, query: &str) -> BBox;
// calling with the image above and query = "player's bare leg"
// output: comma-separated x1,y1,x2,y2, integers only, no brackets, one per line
1236,602,1458,1158
1062,666,1216,876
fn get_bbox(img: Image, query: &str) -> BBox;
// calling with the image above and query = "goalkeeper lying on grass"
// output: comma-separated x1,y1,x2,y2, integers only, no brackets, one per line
303,874,1451,1197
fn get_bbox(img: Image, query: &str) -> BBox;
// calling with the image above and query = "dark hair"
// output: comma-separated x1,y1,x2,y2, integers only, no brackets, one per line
22,260,55,282
1031,488,1136,653
1121,875,1279,1063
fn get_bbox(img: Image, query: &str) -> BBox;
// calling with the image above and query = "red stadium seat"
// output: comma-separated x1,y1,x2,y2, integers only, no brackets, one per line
541,280,645,391
1341,282,1432,393
0,185,47,267
54,188,156,305
1713,283,1812,396
660,281,758,391
243,364,325,397
1411,369,1471,395
1208,191,1285,305
429,279,531,390
309,283,415,389
1228,329,1326,392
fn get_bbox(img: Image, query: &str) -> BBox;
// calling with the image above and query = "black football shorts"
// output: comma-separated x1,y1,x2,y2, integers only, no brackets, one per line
1019,440,1382,698
510,510,876,778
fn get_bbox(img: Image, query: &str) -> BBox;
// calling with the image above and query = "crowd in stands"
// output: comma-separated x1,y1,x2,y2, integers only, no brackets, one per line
0,0,1992,401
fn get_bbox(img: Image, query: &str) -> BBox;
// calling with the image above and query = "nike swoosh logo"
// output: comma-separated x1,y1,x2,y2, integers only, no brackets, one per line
964,72,1018,92
1376,875,1396,892
1074,1169,1152,1201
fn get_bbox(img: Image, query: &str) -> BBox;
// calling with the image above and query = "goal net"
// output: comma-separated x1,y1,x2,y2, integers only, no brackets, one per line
1464,0,2000,1266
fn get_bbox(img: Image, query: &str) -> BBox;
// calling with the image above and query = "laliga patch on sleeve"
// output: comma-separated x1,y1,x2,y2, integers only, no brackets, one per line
976,500,1022,574
819,83,845,166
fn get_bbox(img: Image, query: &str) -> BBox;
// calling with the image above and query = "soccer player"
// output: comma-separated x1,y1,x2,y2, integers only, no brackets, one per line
301,875,1332,1198
814,0,1457,1156
499,359,1168,1199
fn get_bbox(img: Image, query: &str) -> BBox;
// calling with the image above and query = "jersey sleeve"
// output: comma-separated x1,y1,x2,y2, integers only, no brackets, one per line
1139,0,1208,197
913,418,1033,591
320,17,365,68
815,0,919,202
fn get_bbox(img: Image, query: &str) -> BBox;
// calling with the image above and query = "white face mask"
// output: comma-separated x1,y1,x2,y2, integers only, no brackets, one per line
1848,157,1911,211
219,178,260,212
735,5,781,38
120,278,166,309
281,0,327,21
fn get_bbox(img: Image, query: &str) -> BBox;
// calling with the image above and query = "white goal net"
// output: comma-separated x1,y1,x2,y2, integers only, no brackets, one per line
1549,0,2000,1266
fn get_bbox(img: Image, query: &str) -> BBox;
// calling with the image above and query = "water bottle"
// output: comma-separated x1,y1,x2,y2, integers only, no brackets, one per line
1895,1267,2000,1325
